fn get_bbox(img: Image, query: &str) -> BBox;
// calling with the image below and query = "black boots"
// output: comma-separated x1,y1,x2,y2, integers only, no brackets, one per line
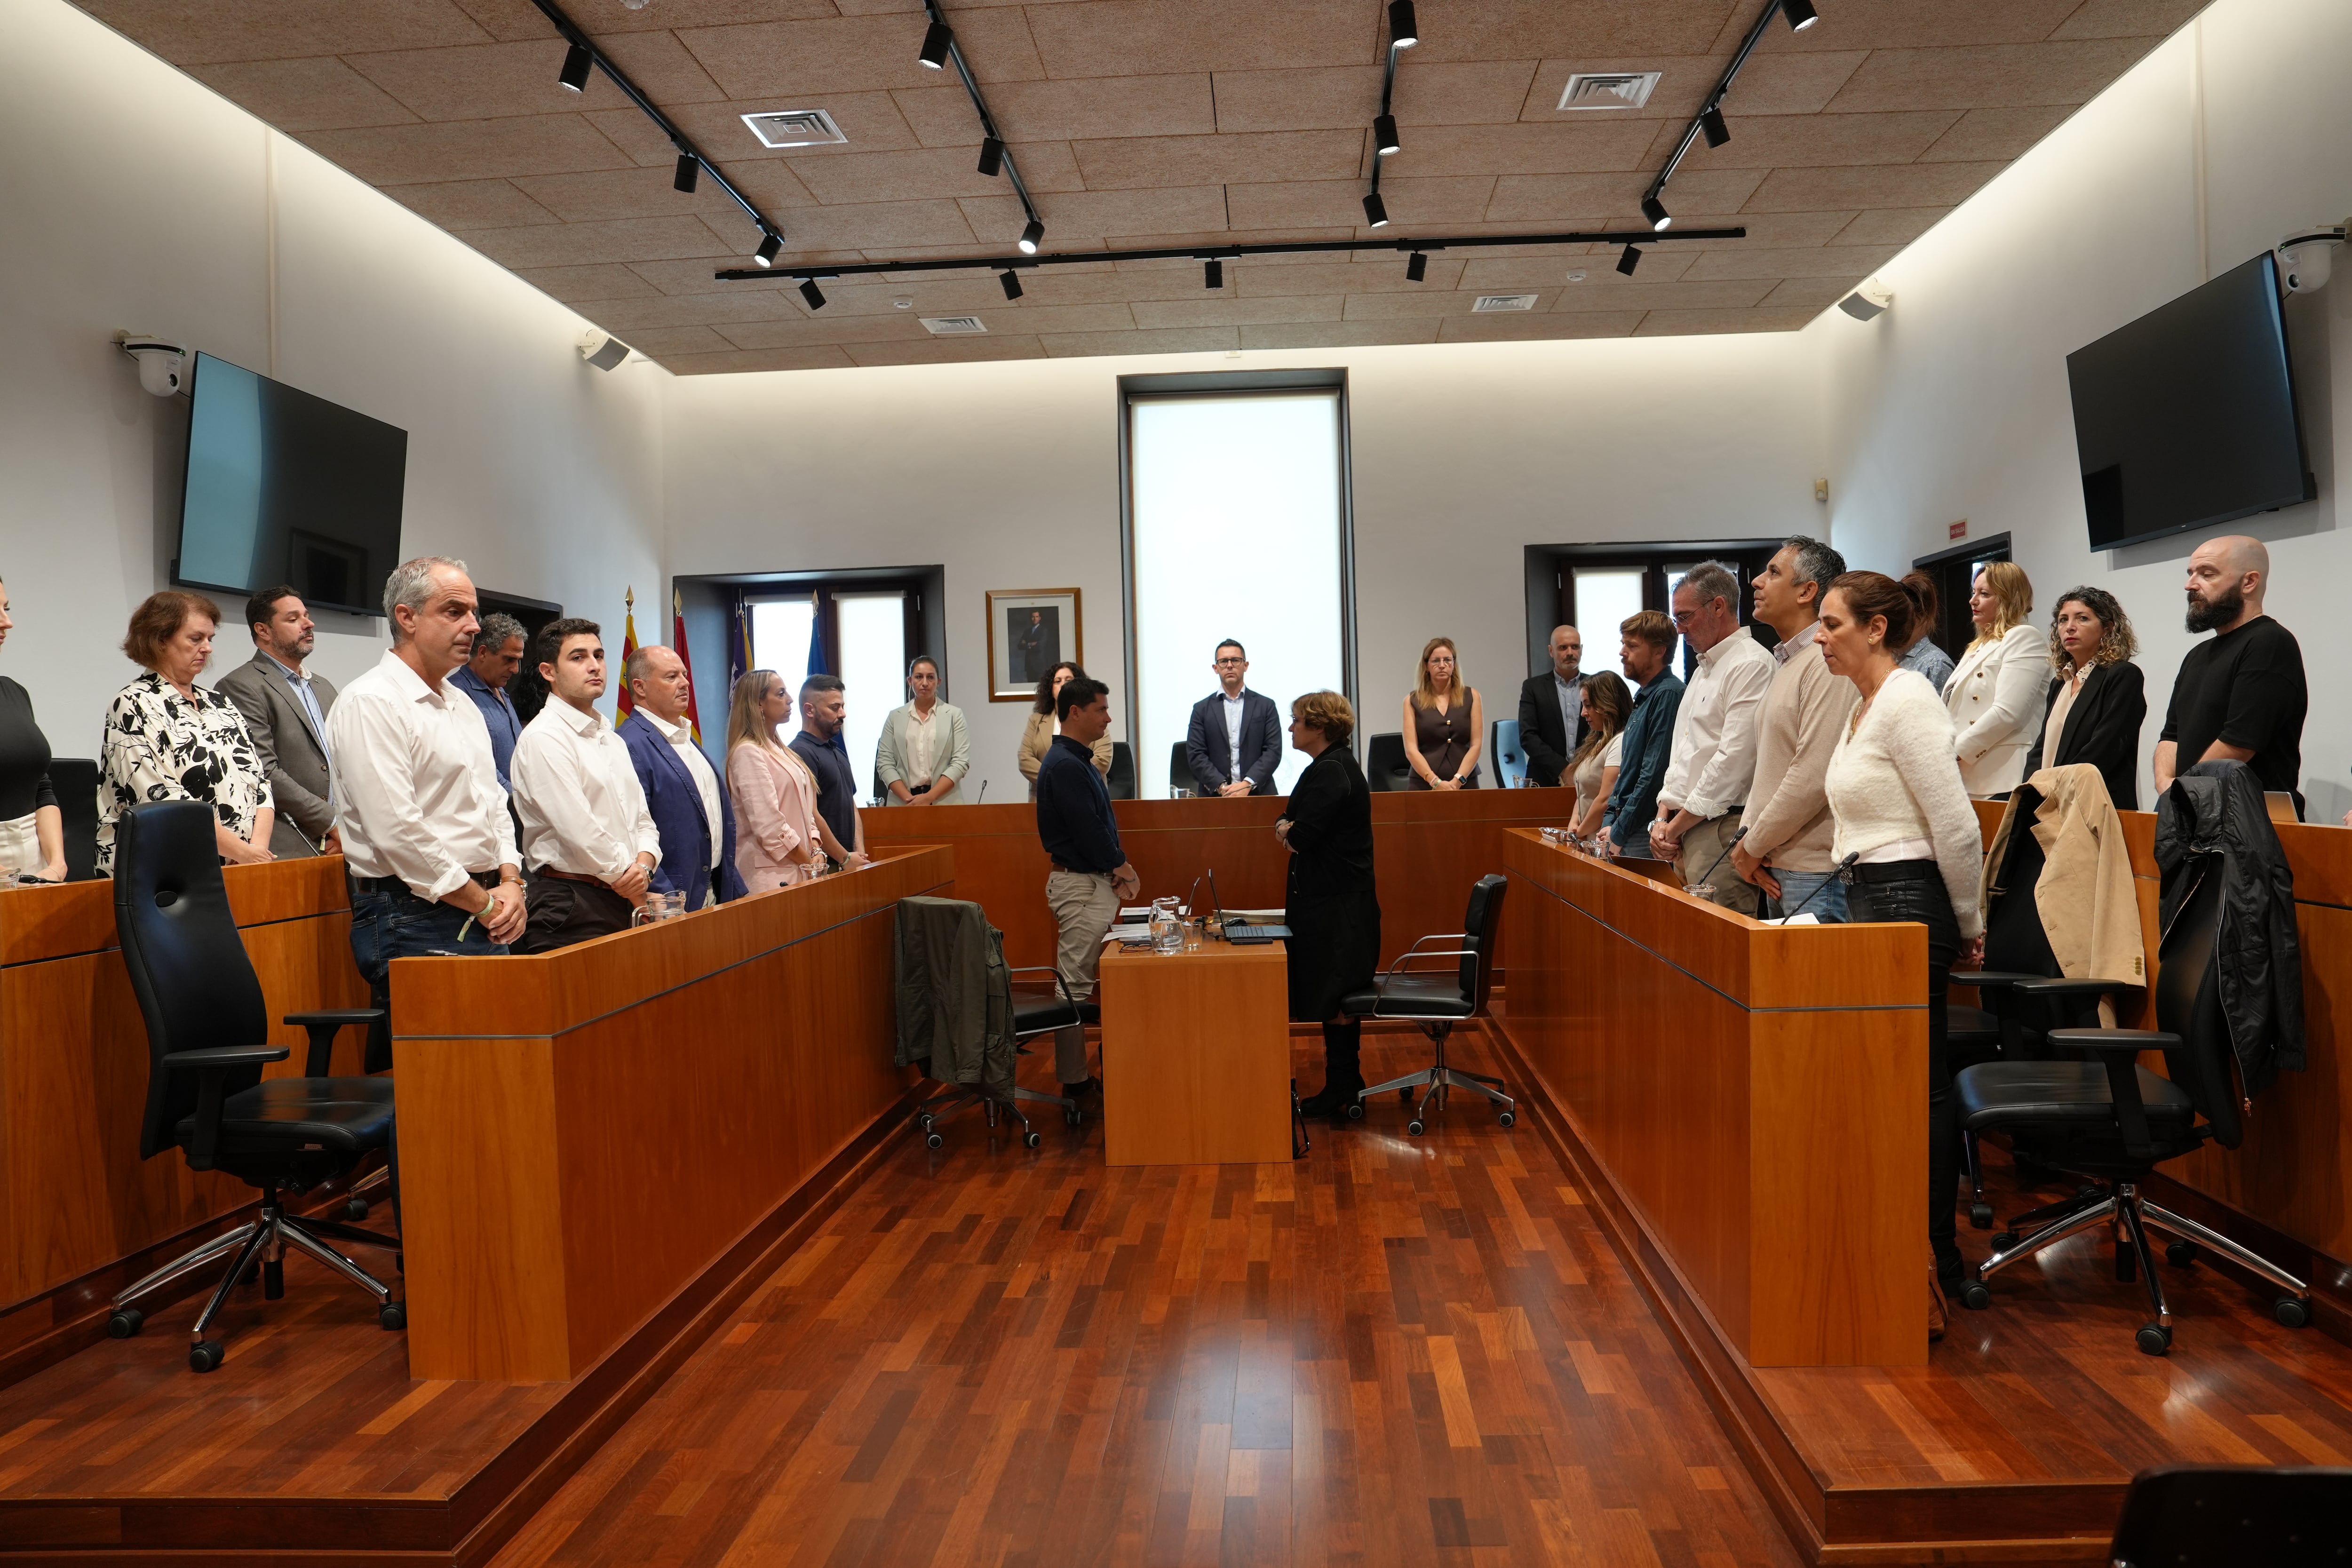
1298,1021,1365,1121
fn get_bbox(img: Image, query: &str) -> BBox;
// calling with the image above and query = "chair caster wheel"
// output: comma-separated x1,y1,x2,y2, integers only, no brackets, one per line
107,1308,143,1339
1406,1119,1425,1137
2277,1297,2312,1328
1023,1131,1041,1149
1064,1107,1081,1126
2166,1240,2196,1268
917,1114,935,1132
1968,1202,1993,1229
347,1195,370,1222
2135,1322,2172,1356
188,1341,224,1373
1497,1111,1515,1128
1988,1231,2018,1253
379,1302,406,1331
925,1132,944,1150
1398,1088,1414,1105
1345,1103,1364,1121
1960,1282,1992,1311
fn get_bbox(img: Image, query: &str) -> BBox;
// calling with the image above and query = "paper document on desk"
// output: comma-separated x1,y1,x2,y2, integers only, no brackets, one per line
1103,922,1151,945
1759,913,1820,926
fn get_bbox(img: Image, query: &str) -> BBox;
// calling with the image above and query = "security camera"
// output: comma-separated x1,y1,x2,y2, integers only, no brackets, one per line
1837,278,1893,321
115,334,188,396
578,330,632,371
2277,225,2345,293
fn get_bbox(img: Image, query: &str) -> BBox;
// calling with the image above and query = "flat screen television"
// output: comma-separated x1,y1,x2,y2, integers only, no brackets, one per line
174,353,407,616
2066,252,2313,552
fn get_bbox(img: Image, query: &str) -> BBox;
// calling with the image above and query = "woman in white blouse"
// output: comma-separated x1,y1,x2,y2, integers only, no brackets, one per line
1942,560,2045,798
724,669,826,893
95,591,273,876
1819,570,1984,1312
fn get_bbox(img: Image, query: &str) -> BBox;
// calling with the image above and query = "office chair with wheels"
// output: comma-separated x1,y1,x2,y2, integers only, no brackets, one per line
1341,874,1512,1135
48,757,100,881
1106,741,1136,800
105,801,399,1373
1364,732,1411,792
1167,740,1196,797
1489,719,1527,788
1954,852,2310,1353
898,897,1074,1151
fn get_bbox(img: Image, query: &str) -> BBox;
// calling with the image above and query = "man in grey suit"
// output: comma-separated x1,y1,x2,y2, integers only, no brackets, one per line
216,586,338,860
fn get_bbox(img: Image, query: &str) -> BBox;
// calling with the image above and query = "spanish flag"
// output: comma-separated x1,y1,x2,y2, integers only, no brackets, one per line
617,587,638,722
672,588,703,745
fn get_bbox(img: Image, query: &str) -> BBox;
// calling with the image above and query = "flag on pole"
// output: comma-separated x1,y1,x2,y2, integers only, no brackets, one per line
672,588,703,745
726,593,750,694
617,587,639,723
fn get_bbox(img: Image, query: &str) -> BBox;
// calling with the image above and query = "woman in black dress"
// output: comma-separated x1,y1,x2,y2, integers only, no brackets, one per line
2020,585,2145,809
1278,692,1380,1120
0,577,66,883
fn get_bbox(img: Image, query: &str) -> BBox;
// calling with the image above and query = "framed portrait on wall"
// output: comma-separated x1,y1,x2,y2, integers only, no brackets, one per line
986,588,1082,701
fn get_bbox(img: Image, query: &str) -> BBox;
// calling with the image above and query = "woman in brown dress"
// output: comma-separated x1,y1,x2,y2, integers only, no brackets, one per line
1400,636,1483,789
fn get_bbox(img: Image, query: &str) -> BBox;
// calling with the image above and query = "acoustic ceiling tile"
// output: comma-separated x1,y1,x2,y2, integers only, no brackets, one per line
1484,167,1765,223
842,333,1051,366
2052,0,2212,41
612,324,738,356
660,346,858,376
757,198,983,252
1677,242,1901,280
390,178,563,231
675,12,1044,101
1129,294,1348,328
572,289,812,331
512,262,669,303
958,186,1231,243
1025,0,1371,78
72,0,492,64
303,114,638,184
895,74,1219,145
1757,276,1860,310
1436,310,1645,341
510,166,752,224
347,34,724,124
786,143,1086,205
1385,120,1660,178
186,56,422,131
716,315,938,350
1669,107,1963,169
1071,130,1367,190
1343,288,1559,320
1231,262,1464,297
1675,48,1872,117
1825,39,2161,113
1039,326,1243,357
1236,319,1442,349
1420,0,1735,61
1750,0,2090,50
1830,206,1953,247
465,214,736,270
1740,160,2006,211
1634,304,1824,336
1917,104,2075,162
1545,277,1776,312
1222,175,1496,230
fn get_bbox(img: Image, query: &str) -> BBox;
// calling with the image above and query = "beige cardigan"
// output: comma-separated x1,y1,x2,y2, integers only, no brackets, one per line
1982,762,2145,1024
1017,710,1111,795
1740,627,1856,874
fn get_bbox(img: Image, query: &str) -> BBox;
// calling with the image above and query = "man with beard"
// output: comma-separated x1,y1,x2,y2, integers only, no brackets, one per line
2154,534,2306,816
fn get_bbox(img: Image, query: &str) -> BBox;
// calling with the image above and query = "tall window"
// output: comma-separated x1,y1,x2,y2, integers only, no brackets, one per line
1128,390,1349,795
748,586,914,798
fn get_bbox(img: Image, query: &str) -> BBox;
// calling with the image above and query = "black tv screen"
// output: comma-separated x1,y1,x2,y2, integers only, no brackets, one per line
2066,252,2312,551
175,353,407,616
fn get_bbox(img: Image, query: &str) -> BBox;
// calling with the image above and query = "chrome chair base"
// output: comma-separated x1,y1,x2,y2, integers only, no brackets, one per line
1357,1026,1515,1136
915,1083,1072,1150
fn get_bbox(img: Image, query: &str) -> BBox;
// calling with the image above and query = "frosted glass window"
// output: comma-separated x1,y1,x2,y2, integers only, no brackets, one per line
836,591,907,802
749,598,814,718
1573,569,1645,683
1129,393,1346,795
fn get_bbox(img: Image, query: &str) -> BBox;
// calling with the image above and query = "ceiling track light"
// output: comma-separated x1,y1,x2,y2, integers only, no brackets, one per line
1388,0,1417,48
999,269,1023,300
1617,244,1642,276
673,152,699,193
1362,191,1389,228
919,20,953,68
1406,251,1426,282
1018,217,1044,254
1700,105,1729,148
754,232,782,267
1641,194,1672,231
1204,258,1224,289
1782,0,1820,30
978,136,1003,177
1374,114,1400,157
800,278,827,310
558,41,592,93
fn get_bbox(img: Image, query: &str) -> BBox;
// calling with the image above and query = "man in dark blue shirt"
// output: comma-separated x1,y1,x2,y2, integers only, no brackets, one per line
1036,677,1138,1094
790,675,869,868
448,613,526,791
1602,609,1686,860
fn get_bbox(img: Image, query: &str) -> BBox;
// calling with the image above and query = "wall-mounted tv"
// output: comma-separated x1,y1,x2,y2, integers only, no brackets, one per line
2066,252,2313,552
174,353,407,616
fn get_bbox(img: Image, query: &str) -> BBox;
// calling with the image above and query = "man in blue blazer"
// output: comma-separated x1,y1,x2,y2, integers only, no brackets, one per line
619,645,747,910
1184,640,1283,796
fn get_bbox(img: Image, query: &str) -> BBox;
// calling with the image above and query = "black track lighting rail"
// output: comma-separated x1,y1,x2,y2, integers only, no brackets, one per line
1641,0,1821,228
1365,0,1416,222
712,226,1743,283
526,0,785,252
921,0,1044,238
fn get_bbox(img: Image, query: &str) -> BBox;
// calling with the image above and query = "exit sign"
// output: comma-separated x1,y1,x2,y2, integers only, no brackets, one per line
1948,519,1968,540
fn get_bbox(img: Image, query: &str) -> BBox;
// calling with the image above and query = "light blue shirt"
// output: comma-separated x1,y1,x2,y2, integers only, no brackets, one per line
265,651,331,766
1554,671,1582,743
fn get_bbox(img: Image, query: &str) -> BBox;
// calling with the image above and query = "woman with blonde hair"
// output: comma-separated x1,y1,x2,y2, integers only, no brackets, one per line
1568,671,1632,841
1401,637,1483,789
2021,585,2145,809
1942,559,2046,797
725,669,842,891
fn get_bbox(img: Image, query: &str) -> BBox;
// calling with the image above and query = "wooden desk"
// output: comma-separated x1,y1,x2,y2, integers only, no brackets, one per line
860,787,1572,974
0,859,369,1325
393,848,946,1382
1098,934,1291,1166
1500,829,1927,1368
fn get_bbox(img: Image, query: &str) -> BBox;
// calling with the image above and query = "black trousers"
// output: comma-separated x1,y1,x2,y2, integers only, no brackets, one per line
1845,860,1966,1290
518,871,636,955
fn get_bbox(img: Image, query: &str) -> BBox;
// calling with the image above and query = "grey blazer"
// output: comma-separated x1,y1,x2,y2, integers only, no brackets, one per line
215,651,338,859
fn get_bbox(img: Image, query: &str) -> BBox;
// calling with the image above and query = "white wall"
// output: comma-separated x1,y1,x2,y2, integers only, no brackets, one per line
1812,0,2352,817
0,0,665,753
664,331,1824,803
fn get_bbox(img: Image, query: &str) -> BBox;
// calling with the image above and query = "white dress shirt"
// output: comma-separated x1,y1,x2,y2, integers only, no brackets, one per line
1222,692,1245,781
1656,626,1776,821
905,703,940,786
511,700,663,882
642,708,723,868
328,650,517,901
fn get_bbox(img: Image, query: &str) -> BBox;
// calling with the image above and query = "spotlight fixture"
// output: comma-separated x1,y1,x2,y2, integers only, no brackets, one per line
673,153,699,193
1388,0,1418,48
919,20,953,69
1406,251,1426,282
999,269,1023,300
1641,194,1672,231
1374,114,1400,157
1616,244,1642,276
1017,217,1044,254
978,136,1003,177
558,41,593,94
1204,258,1224,289
1362,191,1389,228
1782,0,1819,30
1700,104,1729,148
753,232,782,267
799,278,826,310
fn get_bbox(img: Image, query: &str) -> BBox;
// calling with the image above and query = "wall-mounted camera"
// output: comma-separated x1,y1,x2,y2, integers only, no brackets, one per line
2277,224,2346,294
113,332,189,396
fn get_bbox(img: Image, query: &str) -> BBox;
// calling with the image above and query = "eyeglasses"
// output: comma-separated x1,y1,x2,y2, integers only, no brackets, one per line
1214,656,1245,666
1669,607,1701,627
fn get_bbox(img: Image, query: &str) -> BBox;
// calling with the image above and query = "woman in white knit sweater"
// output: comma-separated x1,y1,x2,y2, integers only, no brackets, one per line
1820,570,1985,1305
1943,560,2046,797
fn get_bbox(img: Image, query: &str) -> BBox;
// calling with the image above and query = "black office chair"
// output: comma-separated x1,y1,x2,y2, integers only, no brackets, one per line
1341,874,1513,1135
1167,740,1196,797
1489,719,1527,788
900,897,1079,1151
105,801,399,1372
2109,1465,2352,1566
1105,741,1137,800
1364,732,1411,792
49,757,100,881
1954,851,2311,1353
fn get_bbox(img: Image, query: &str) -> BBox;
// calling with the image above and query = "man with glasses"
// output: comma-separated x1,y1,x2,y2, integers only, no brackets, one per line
1184,639,1282,797
1650,561,1775,914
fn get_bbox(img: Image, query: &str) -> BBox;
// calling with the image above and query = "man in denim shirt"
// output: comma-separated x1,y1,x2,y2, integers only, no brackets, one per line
1601,609,1685,860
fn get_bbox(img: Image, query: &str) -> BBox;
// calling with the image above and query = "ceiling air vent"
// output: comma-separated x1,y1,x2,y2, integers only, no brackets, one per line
921,316,989,335
1472,294,1539,312
1557,72,1661,111
742,109,847,149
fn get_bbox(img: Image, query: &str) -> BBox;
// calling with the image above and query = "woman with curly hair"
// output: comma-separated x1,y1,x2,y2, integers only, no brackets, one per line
2021,585,2146,809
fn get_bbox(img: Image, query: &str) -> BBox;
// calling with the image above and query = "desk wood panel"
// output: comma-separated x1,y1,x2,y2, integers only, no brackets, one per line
1098,938,1291,1166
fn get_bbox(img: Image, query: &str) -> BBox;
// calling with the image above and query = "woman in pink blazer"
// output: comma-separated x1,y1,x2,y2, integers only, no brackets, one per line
725,670,824,893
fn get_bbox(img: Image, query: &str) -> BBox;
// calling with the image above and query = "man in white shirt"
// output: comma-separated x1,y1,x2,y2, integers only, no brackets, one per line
620,644,746,909
330,556,525,990
510,619,662,953
1651,560,1776,915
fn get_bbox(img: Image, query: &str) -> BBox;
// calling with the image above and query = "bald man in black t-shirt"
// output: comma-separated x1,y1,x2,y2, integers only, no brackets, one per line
2155,534,2308,817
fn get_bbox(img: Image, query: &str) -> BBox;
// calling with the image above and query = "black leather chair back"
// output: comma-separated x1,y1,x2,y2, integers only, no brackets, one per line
1981,785,2060,978
1462,874,1507,1013
1167,741,1192,796
49,757,100,882
1106,741,1136,800
114,801,270,1160
1364,732,1410,792
2152,853,2239,1148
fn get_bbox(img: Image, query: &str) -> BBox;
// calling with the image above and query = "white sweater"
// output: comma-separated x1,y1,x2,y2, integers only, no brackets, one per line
1825,668,1985,939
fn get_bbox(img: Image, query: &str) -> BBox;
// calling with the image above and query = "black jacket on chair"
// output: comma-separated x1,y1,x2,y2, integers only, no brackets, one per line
2155,760,2304,1094
2022,660,2146,811
1516,673,1589,788
1280,745,1380,1021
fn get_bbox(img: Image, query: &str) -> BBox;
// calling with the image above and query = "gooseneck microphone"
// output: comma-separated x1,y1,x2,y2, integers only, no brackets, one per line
1692,824,1747,887
1777,853,1860,922
976,779,989,804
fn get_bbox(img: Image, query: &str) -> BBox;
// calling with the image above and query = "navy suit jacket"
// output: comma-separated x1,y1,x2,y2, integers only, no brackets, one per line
1185,689,1283,795
619,715,748,909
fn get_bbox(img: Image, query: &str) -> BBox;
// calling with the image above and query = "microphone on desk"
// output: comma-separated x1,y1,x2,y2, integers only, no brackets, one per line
1775,853,1859,923
976,779,988,804
1692,824,1747,888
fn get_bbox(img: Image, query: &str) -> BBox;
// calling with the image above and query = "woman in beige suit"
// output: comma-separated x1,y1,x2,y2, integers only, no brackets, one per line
1017,660,1112,799
725,669,825,893
1942,561,2046,798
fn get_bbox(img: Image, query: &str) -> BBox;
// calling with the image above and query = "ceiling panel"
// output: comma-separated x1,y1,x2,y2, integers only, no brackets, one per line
77,0,2210,370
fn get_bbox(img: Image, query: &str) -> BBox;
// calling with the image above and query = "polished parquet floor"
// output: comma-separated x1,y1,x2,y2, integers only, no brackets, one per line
485,1031,1802,1568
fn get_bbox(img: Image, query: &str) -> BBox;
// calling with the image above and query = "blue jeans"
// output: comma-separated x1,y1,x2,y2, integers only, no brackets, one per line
1765,868,1848,923
350,881,509,990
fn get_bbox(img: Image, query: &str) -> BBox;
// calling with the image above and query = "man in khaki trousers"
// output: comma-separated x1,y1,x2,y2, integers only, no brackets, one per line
1034,677,1140,1096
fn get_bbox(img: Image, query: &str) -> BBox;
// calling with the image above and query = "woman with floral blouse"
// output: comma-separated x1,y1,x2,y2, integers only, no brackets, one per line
95,591,274,876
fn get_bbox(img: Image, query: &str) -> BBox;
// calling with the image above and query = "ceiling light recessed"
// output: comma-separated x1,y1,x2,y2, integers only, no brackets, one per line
1472,294,1538,312
742,110,848,149
1558,72,1661,111
922,316,988,335
1565,269,1587,283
